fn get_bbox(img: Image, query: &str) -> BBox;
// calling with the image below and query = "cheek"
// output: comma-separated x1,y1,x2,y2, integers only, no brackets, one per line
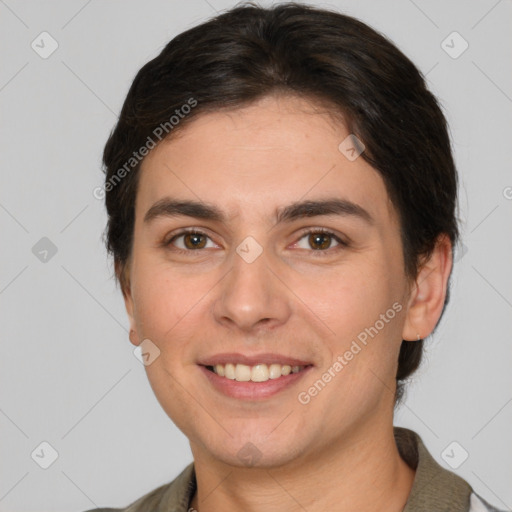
131,262,184,342
302,259,404,372
130,261,218,363
132,272,171,332
305,263,393,334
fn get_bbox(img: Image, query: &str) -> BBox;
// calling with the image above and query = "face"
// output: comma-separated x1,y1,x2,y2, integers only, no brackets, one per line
123,94,416,468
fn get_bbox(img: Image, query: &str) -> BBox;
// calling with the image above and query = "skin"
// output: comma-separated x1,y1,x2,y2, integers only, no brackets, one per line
122,94,453,512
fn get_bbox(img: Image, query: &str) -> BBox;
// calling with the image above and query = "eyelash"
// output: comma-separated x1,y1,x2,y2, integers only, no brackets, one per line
163,227,349,257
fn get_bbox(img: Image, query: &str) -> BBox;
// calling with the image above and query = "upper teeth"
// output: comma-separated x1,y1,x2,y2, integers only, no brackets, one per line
212,363,305,382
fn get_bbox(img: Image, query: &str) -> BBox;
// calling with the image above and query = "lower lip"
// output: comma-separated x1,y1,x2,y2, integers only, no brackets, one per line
199,365,313,400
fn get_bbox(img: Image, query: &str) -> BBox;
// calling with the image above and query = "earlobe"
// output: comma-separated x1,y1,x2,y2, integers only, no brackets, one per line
402,234,453,342
129,328,139,346
117,260,140,347
124,290,141,347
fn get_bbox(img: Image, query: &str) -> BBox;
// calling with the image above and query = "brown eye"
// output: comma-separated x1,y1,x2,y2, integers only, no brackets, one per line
308,232,333,250
182,232,207,249
294,229,348,255
166,230,215,251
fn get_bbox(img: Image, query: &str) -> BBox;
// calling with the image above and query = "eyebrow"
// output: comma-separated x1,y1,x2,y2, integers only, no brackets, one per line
143,197,374,226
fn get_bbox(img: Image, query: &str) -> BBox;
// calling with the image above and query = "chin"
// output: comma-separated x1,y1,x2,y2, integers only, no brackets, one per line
193,430,308,470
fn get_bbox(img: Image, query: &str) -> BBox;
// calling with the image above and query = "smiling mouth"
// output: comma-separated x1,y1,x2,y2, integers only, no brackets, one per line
205,363,311,382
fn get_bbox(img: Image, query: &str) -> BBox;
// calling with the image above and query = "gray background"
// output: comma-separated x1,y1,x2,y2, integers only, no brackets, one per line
1,0,511,510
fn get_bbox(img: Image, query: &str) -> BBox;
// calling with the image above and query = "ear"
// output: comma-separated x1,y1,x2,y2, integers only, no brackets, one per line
116,260,140,347
402,234,453,342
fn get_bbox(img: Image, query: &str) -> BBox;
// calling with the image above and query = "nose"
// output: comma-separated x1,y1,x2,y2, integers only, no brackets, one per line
212,242,292,334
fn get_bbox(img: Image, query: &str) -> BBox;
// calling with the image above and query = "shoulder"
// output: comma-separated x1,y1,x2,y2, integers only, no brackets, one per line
394,427,509,512
469,492,509,512
83,509,120,512
81,462,196,512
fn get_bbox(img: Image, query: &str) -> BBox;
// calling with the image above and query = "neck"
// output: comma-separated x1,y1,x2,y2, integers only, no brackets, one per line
189,423,415,512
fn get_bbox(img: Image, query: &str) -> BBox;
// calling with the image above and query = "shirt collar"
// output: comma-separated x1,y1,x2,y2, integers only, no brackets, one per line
395,426,472,512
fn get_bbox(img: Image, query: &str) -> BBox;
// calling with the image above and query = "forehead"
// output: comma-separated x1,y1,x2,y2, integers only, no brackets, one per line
137,94,398,228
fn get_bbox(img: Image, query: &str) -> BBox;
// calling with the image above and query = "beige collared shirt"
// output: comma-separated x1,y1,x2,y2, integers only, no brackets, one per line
86,427,505,512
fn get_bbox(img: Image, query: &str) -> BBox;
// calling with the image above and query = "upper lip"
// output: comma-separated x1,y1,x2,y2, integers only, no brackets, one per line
198,353,313,367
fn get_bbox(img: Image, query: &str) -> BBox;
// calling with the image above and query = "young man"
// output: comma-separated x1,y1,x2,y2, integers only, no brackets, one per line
88,3,506,511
